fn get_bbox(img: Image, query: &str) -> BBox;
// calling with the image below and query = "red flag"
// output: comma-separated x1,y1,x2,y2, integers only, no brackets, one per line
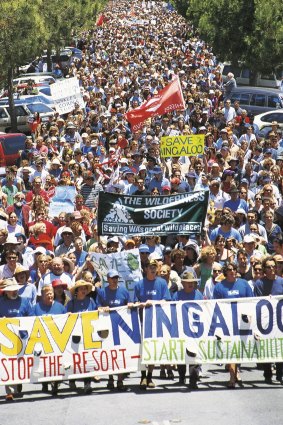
96,14,104,26
124,78,185,132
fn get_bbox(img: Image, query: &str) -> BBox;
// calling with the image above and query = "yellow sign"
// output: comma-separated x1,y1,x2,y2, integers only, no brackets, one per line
160,135,205,158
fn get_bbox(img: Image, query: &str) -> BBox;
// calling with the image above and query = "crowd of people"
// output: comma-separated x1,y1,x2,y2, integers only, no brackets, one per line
1,0,283,401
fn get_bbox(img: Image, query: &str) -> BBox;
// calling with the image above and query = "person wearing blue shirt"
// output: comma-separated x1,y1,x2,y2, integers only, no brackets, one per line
33,285,66,396
213,263,253,388
148,166,170,193
254,257,283,384
210,213,242,243
66,279,96,394
97,269,130,391
73,237,88,267
0,278,33,401
134,259,171,389
223,186,248,213
172,271,203,389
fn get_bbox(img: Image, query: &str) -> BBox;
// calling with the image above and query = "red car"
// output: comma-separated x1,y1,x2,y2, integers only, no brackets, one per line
0,133,26,167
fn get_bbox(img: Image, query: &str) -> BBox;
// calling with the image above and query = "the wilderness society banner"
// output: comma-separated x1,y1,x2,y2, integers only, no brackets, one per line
97,191,209,236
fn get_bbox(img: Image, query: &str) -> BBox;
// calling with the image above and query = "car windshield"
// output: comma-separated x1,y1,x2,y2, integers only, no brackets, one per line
26,103,53,114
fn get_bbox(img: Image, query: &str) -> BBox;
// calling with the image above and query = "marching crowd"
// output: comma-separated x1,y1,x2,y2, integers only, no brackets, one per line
1,0,283,401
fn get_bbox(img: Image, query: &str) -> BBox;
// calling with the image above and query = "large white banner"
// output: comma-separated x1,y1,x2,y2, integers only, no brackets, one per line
49,186,76,217
90,248,143,301
50,77,84,114
142,297,283,365
0,308,141,385
2,297,283,385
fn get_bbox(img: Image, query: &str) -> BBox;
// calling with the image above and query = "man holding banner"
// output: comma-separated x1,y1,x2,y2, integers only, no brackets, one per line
134,259,171,389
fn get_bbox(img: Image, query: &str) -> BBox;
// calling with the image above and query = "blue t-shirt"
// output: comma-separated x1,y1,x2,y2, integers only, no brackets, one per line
66,297,97,313
173,289,203,301
223,198,248,213
18,284,37,306
0,296,33,317
134,276,171,302
210,226,242,243
254,277,283,296
33,301,66,316
75,250,88,267
213,278,253,299
97,286,130,308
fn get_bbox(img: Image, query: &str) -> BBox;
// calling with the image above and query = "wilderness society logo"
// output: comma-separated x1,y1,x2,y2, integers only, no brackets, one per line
98,191,209,236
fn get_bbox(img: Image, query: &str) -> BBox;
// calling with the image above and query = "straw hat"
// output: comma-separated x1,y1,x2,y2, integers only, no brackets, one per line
1,278,21,292
14,265,30,280
70,280,93,297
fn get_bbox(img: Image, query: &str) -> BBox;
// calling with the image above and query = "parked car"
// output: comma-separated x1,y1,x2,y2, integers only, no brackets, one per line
0,133,26,167
253,110,283,130
19,71,62,80
13,75,56,86
221,62,283,89
0,102,54,133
230,87,283,115
0,94,55,109
64,47,83,60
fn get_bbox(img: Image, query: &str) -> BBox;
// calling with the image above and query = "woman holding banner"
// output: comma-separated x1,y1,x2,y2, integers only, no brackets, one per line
213,263,253,388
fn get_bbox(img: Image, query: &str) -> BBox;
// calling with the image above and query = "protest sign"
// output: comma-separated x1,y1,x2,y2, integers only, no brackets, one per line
49,186,76,217
50,77,84,114
160,135,205,158
90,248,143,301
2,297,283,385
0,308,141,385
97,191,209,236
142,298,283,365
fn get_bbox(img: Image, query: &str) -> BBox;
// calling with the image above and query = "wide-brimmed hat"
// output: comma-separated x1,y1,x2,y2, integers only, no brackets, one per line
70,280,93,296
2,278,21,292
14,265,30,280
181,271,198,282
61,257,75,273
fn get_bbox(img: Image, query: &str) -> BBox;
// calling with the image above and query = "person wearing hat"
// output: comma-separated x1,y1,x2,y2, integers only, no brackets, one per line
52,278,70,306
123,168,138,195
66,279,96,395
49,158,62,181
0,277,33,401
148,166,170,193
223,184,248,213
32,284,66,395
54,227,75,256
185,171,197,191
213,262,253,388
64,121,82,149
172,271,203,389
134,259,171,389
14,264,37,306
97,269,130,390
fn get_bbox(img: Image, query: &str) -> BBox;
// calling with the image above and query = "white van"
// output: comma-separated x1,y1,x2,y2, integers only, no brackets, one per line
221,63,282,89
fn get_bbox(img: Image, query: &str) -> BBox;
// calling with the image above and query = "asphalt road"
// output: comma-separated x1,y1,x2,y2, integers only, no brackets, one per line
0,364,282,425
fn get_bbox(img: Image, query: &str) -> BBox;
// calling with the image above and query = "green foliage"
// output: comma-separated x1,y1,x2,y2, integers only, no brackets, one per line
174,0,283,76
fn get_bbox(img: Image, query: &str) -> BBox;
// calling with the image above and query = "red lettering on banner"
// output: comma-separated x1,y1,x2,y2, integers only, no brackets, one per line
73,352,88,374
111,349,119,370
91,349,128,372
1,358,10,382
73,353,83,373
42,355,64,377
1,356,34,382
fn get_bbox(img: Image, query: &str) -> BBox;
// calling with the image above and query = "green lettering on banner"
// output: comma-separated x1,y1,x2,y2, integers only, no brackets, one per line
142,339,186,363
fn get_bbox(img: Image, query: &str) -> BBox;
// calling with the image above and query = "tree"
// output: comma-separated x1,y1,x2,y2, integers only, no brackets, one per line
41,0,106,71
174,0,283,85
0,0,44,131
